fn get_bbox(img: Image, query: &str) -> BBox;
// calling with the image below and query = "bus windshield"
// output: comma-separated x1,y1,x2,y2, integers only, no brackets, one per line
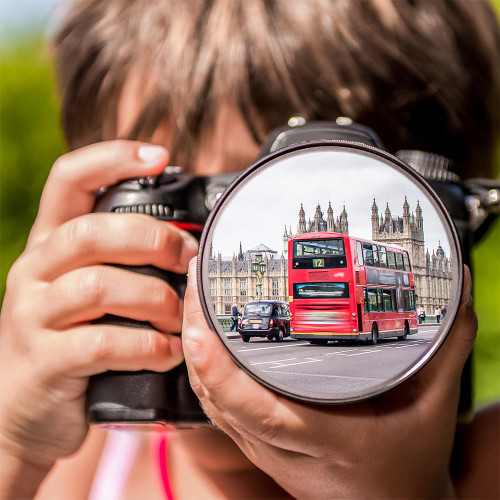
293,282,349,299
294,238,345,257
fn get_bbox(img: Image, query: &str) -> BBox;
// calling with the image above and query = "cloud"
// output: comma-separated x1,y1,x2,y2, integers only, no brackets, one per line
210,149,453,259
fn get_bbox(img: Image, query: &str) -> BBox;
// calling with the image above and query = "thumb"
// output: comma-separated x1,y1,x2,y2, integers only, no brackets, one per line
425,265,477,387
182,257,211,332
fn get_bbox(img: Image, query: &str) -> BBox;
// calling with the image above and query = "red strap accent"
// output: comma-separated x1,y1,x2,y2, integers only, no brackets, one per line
153,431,175,500
169,221,204,232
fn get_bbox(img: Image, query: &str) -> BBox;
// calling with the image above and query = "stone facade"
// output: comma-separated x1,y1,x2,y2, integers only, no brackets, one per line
207,250,288,315
371,197,452,313
208,199,452,315
283,201,348,256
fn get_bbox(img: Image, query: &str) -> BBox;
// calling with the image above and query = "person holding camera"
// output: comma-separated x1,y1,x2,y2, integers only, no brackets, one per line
1,1,499,499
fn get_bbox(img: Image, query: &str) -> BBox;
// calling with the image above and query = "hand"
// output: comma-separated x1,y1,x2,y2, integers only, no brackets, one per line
0,141,197,496
182,259,477,499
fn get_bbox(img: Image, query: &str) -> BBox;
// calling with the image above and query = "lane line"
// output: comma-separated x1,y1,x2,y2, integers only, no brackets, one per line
251,358,298,366
260,370,386,382
265,358,323,368
322,348,361,355
340,350,383,356
237,343,309,352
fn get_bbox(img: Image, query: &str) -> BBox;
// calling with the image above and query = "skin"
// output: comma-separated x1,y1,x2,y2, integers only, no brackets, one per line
0,82,495,498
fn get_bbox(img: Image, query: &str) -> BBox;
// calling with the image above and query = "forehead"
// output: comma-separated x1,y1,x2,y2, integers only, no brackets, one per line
117,72,260,175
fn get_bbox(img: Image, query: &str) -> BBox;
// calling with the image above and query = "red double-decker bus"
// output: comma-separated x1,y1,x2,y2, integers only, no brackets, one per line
288,232,418,344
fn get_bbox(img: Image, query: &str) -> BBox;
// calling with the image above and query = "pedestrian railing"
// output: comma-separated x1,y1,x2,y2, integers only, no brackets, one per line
216,315,234,332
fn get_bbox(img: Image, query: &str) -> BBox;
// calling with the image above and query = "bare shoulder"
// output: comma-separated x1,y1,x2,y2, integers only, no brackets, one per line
455,402,500,499
35,428,108,500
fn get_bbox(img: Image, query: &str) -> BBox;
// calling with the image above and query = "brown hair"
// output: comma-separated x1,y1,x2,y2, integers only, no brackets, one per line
53,0,499,178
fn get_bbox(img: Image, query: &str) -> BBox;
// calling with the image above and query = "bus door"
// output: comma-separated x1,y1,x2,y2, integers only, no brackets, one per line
395,273,404,313
357,303,363,332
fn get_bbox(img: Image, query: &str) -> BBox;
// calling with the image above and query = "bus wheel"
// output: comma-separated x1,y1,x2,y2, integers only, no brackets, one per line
276,329,284,342
309,339,328,346
242,336,250,343
370,324,378,345
397,322,409,341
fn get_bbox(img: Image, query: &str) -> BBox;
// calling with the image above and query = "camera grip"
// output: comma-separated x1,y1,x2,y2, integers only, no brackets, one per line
86,265,209,427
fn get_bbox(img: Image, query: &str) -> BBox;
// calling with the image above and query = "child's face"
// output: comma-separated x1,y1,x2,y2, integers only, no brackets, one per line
117,72,261,176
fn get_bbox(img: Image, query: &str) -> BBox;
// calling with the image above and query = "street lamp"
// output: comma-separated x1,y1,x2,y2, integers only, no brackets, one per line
251,252,266,300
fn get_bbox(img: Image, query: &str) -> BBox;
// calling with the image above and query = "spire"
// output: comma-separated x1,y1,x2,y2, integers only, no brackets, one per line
340,204,348,235
384,202,391,220
403,196,410,215
298,203,306,234
371,197,379,237
237,241,244,261
415,200,423,230
327,201,333,220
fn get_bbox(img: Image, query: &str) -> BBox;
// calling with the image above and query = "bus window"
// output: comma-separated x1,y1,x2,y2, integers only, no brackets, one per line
356,241,364,265
363,243,374,266
367,289,378,312
403,251,411,271
387,251,396,269
409,290,416,310
378,246,388,268
363,288,369,312
402,273,410,287
373,244,379,267
396,252,404,270
376,289,384,312
390,289,397,311
382,289,393,312
403,290,416,311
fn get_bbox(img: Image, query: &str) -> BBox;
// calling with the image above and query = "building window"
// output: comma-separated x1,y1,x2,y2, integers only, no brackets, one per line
272,279,279,296
209,279,215,296
240,280,247,296
224,304,231,314
224,279,231,296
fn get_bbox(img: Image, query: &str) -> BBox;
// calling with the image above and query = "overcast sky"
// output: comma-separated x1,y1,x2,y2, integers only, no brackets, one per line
211,150,453,259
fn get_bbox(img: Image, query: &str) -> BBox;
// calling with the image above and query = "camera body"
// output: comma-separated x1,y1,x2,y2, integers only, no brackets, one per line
87,170,235,427
88,121,491,427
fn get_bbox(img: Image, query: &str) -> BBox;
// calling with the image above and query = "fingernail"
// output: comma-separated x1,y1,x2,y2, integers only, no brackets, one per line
169,335,184,357
462,266,472,307
183,327,205,364
137,145,168,163
180,236,199,269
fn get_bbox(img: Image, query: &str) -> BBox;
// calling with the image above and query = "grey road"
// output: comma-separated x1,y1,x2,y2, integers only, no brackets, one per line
229,325,442,396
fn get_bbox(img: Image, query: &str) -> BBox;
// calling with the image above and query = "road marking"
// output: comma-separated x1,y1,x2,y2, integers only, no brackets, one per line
261,370,386,382
322,348,360,355
265,358,323,368
340,350,383,356
251,358,298,366
237,343,309,352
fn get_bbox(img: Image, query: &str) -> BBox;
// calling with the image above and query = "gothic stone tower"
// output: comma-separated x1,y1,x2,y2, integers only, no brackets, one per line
371,197,450,313
372,197,425,305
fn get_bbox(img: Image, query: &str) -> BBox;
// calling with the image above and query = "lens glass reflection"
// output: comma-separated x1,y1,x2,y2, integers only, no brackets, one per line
199,147,461,402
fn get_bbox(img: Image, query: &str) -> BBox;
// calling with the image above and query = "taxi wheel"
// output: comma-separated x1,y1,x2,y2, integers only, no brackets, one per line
242,336,250,343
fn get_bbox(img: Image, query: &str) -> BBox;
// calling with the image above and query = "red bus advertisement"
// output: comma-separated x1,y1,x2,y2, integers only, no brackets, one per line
288,232,418,344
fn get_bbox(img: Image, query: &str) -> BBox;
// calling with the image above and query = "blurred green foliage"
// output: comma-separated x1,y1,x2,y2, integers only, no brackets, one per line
0,32,498,406
1,35,65,290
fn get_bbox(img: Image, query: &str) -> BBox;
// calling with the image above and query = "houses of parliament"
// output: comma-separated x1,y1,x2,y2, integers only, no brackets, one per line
208,199,452,315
